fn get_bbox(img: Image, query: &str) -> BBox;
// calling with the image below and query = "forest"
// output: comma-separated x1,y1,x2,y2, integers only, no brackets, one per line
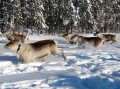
0,0,120,34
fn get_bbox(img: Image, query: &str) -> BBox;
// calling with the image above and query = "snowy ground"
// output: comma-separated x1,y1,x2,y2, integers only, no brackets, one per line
0,34,120,89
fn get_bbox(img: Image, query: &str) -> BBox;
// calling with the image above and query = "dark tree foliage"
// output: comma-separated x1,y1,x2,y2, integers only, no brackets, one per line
0,0,120,34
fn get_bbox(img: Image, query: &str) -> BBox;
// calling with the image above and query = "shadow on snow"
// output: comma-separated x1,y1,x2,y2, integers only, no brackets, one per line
0,56,21,64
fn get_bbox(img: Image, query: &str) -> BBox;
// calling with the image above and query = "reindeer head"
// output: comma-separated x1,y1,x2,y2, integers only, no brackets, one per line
4,41,20,51
94,31,101,36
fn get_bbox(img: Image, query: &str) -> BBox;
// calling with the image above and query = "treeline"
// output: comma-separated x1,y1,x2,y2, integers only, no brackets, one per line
0,0,120,34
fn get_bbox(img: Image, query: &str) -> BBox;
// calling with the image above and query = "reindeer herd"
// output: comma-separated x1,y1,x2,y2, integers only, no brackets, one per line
63,30,117,47
1,30,117,63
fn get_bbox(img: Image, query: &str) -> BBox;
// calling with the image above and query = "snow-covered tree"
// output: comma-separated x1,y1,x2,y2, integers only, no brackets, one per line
0,0,47,34
0,0,120,34
24,0,47,35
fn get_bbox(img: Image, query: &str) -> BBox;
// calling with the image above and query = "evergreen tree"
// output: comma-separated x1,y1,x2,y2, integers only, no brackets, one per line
0,0,120,34
25,0,47,35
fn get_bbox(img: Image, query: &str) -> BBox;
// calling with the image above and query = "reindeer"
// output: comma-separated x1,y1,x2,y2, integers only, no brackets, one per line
69,34,79,45
62,33,71,43
2,31,28,43
79,36,105,48
11,33,28,43
4,40,67,63
62,30,80,45
94,31,117,44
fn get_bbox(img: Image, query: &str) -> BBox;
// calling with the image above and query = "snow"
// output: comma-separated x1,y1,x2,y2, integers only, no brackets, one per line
70,1,76,13
99,0,103,3
86,0,90,4
63,20,70,25
0,34,120,89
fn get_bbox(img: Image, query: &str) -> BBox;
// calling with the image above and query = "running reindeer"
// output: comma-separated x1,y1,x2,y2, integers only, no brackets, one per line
94,31,117,44
78,35,105,48
62,30,80,45
4,40,67,63
2,31,28,43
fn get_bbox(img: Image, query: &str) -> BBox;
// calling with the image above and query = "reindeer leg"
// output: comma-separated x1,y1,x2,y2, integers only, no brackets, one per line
76,41,79,45
59,50,67,61
111,40,116,44
53,49,67,61
61,51,67,61
22,59,29,63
